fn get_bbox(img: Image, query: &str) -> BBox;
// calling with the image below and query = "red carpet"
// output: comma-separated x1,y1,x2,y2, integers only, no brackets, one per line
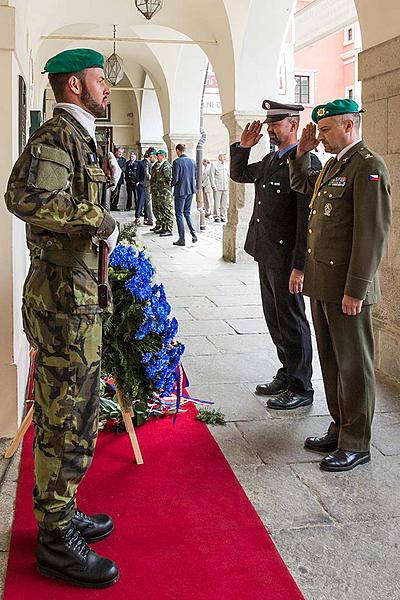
3,411,304,599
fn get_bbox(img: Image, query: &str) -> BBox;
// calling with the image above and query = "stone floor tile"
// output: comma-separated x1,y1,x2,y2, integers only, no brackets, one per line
189,383,270,421
170,307,194,321
233,464,334,531
178,336,220,356
206,294,262,306
187,305,264,321
291,454,400,525
184,353,276,385
225,318,268,334
0,552,9,600
0,481,17,551
371,411,400,455
273,519,400,600
236,416,332,464
169,296,216,309
178,319,236,337
3,447,22,484
207,333,276,355
208,423,262,466
375,376,400,413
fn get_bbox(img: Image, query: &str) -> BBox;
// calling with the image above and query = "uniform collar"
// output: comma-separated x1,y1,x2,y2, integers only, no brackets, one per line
54,103,97,146
278,143,297,158
336,139,361,161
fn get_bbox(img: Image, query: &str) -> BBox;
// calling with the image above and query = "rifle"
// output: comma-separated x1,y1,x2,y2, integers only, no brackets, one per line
98,240,109,309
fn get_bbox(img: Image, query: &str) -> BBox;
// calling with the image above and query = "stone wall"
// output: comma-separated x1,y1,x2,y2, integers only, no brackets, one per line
359,36,400,381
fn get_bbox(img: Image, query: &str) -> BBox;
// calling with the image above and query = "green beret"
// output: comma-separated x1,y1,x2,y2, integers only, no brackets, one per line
156,149,167,155
312,99,362,123
43,48,104,74
148,150,157,156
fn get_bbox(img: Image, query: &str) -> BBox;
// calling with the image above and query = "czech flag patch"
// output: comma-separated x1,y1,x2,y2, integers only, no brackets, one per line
368,174,380,181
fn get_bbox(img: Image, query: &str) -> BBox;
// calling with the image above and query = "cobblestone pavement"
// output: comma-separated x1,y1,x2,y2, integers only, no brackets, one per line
1,213,400,600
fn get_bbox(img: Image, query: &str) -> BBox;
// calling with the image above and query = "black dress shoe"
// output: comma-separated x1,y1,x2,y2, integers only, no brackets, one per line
304,432,338,453
110,207,120,211
150,226,162,232
320,449,371,472
159,230,173,237
72,509,113,543
255,376,289,396
192,234,198,243
266,389,313,410
36,524,119,588
173,240,185,246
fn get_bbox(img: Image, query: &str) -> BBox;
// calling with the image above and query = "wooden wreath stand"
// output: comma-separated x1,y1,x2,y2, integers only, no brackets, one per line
4,387,143,464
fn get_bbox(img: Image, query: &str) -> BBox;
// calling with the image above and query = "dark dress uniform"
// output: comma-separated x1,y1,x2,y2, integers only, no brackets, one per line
289,140,391,455
230,143,321,397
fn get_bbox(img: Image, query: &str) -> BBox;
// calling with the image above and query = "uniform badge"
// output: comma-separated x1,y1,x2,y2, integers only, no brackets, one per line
368,174,380,181
317,108,326,117
328,176,347,187
87,152,98,165
324,203,333,216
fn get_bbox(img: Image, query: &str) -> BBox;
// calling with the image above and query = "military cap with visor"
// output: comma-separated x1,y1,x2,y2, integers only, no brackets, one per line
43,48,105,74
311,98,364,123
262,99,304,124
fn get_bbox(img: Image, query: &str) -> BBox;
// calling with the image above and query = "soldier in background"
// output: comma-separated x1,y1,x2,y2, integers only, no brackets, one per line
5,49,119,588
150,152,161,232
154,149,174,237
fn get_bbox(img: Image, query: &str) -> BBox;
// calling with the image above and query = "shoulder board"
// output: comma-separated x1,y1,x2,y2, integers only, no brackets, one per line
357,146,374,160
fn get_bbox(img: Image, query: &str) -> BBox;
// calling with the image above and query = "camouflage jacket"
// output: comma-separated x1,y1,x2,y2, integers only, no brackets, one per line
151,160,172,195
150,161,160,195
5,108,116,315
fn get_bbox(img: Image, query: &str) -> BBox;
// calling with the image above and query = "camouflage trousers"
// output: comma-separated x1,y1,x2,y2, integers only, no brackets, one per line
22,305,102,530
155,191,174,232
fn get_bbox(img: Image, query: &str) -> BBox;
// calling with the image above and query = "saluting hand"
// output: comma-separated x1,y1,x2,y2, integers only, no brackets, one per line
297,123,319,157
289,269,304,294
240,121,263,148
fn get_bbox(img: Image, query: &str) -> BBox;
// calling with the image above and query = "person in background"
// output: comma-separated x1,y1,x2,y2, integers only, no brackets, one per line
202,158,213,217
154,149,174,237
110,146,126,211
171,143,197,247
125,151,139,211
210,152,229,222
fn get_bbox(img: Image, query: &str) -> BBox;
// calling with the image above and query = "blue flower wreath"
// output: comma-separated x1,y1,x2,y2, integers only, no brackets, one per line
102,241,185,411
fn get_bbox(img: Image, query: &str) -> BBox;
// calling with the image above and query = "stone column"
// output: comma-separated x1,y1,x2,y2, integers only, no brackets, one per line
221,110,266,263
359,36,400,381
0,4,29,436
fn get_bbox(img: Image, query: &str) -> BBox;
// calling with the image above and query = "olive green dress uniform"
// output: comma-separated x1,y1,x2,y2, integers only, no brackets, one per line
5,107,115,529
153,158,174,233
289,140,391,452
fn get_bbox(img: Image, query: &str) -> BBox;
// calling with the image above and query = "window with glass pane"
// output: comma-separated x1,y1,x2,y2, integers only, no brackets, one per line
295,75,310,104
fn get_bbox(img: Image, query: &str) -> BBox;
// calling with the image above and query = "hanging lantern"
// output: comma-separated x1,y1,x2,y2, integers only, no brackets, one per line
135,0,163,20
104,25,124,86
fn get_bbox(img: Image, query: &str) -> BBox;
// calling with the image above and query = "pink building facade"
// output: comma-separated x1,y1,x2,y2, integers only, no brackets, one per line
294,0,362,128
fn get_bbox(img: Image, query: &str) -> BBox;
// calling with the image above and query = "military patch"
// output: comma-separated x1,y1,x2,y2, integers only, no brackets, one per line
324,203,333,216
328,176,347,187
368,174,380,181
87,152,98,165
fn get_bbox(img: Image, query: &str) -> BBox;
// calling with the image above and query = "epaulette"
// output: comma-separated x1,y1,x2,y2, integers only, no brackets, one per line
357,146,374,160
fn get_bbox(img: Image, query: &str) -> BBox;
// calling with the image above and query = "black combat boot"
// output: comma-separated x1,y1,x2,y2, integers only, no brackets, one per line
36,524,119,588
72,509,114,542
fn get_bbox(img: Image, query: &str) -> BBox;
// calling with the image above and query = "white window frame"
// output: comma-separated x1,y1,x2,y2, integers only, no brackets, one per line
345,85,354,100
294,70,315,107
344,25,354,46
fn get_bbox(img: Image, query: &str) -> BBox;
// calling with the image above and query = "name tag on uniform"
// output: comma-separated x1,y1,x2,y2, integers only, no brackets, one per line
87,152,98,165
328,176,347,187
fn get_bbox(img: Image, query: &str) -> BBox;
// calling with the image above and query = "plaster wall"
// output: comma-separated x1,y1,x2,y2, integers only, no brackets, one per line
359,35,400,381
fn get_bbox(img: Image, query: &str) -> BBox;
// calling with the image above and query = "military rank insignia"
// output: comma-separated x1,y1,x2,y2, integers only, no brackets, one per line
324,203,333,216
328,176,347,187
368,174,380,181
317,108,326,117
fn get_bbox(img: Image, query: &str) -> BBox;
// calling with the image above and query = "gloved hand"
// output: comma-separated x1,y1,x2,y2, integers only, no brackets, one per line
105,225,119,255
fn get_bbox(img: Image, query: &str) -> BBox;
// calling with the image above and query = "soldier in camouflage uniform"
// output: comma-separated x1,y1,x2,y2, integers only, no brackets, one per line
5,49,119,588
153,149,174,237
149,152,161,231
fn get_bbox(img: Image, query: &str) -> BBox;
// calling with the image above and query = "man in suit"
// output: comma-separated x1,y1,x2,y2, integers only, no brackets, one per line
289,98,391,471
125,151,139,211
230,100,321,410
171,143,197,246
110,147,126,211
